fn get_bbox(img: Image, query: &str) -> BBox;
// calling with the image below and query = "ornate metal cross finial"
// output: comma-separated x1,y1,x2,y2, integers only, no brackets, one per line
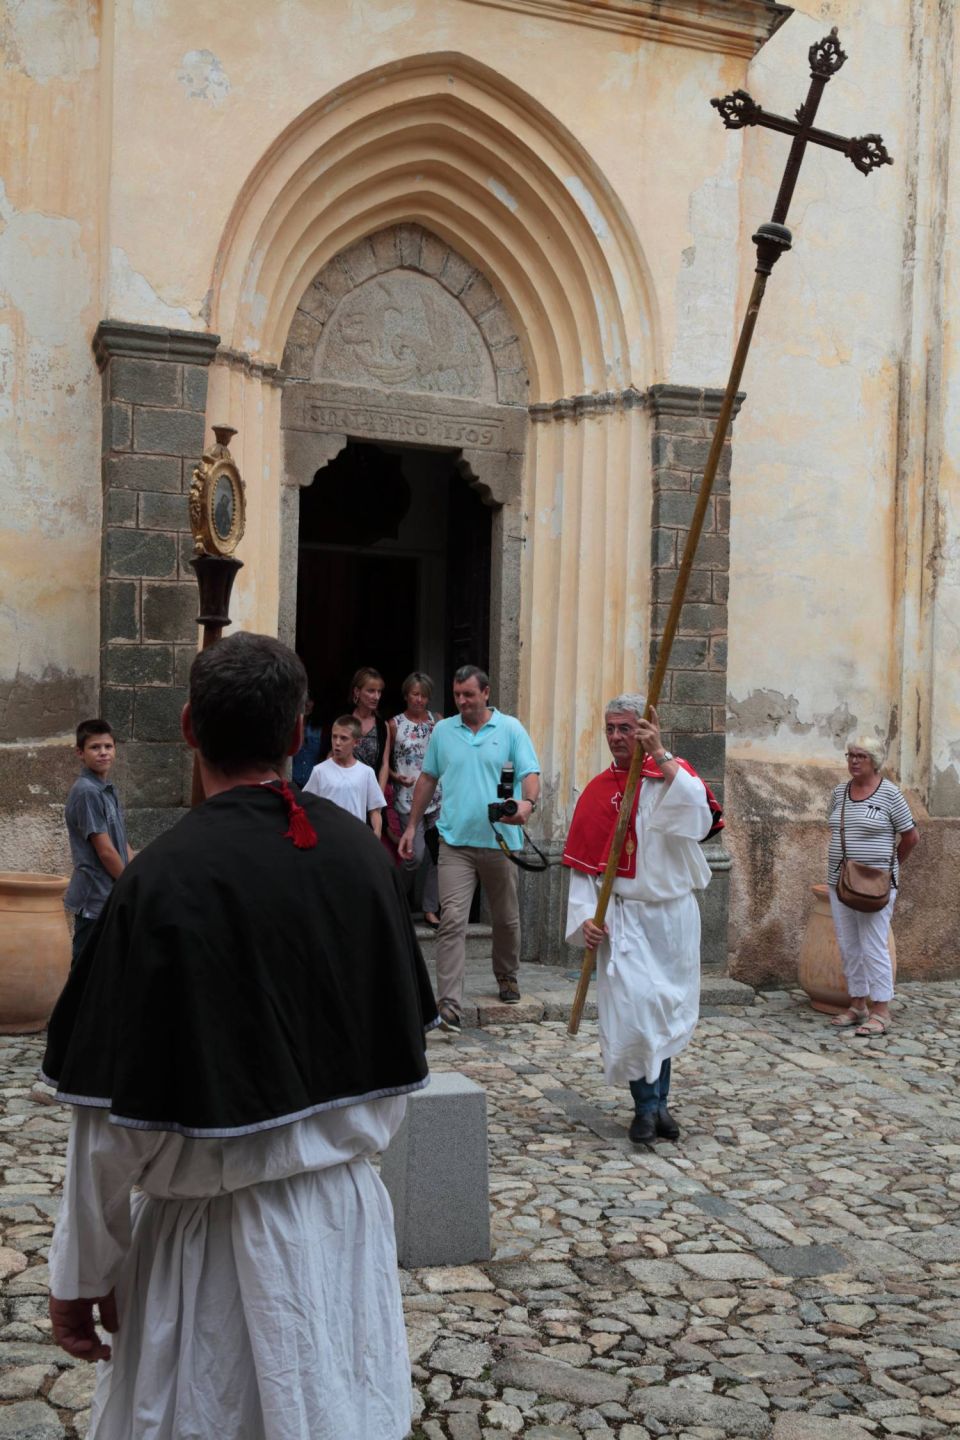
712,27,893,273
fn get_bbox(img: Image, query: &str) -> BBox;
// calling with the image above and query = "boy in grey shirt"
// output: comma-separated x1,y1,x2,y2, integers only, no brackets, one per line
64,719,132,963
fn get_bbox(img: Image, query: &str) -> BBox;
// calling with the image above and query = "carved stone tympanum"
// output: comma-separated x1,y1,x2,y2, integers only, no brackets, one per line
282,223,528,408
314,271,497,401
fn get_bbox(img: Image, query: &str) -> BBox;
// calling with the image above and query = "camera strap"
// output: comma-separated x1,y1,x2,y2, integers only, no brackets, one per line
490,823,551,872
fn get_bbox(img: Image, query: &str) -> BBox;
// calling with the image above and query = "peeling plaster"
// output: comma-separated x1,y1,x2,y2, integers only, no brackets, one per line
670,142,739,385
537,470,563,539
347,0,416,35
0,183,89,344
731,688,875,748
727,689,814,739
885,704,899,755
177,48,231,105
0,324,13,425
487,178,519,213
931,764,960,817
728,688,880,753
133,0,168,25
109,246,194,328
812,701,858,747
0,664,95,743
563,176,608,242
0,0,98,84
0,183,99,539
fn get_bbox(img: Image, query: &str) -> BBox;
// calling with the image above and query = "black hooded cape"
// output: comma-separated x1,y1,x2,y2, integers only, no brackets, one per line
42,784,439,1137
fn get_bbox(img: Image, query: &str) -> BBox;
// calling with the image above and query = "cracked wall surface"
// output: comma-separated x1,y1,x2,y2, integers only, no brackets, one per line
726,2,960,825
0,2,102,756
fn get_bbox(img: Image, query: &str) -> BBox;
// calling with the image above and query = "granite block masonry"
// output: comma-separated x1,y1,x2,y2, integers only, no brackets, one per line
647,384,741,972
380,1071,490,1268
94,322,220,846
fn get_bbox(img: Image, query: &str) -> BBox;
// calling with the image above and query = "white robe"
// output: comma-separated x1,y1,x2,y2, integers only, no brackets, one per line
565,765,712,1086
48,1099,412,1440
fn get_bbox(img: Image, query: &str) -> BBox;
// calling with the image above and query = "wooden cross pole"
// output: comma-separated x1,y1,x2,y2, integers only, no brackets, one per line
567,28,892,1036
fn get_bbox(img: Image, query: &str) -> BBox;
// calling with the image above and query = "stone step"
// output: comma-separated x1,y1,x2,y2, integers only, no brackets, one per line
414,922,493,963
422,961,755,1031
699,976,757,1011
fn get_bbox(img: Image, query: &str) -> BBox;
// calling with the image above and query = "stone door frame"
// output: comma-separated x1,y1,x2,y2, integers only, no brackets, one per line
279,381,528,713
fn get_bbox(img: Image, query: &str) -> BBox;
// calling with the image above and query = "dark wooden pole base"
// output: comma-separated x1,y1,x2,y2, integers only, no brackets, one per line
190,555,244,806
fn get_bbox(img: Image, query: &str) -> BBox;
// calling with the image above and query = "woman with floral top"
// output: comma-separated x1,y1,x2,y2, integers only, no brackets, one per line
389,672,442,926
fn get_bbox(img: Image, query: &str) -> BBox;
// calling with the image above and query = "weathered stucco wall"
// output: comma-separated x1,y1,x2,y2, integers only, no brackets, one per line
0,2,103,732
727,1,958,800
727,1,911,773
0,0,105,867
99,0,747,377
722,2,960,977
725,758,960,991
5,0,958,978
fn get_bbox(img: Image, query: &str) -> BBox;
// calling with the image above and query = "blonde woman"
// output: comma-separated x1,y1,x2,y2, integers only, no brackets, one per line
349,666,390,793
827,737,918,1036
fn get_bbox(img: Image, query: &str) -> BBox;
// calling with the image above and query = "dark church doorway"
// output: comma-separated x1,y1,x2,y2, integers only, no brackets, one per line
296,441,492,728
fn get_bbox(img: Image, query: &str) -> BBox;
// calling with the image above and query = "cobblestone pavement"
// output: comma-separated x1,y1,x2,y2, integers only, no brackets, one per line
2,981,960,1439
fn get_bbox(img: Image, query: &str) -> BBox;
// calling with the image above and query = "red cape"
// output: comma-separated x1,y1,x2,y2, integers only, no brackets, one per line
562,758,723,878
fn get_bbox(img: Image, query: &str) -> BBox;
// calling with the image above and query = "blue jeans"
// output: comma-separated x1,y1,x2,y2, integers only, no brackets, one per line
629,1058,671,1115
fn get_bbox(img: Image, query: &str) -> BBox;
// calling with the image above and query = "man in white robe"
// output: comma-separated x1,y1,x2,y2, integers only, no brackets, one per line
43,632,438,1440
563,693,718,1146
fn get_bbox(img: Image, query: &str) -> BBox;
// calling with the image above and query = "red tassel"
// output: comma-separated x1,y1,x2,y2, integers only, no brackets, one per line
275,779,318,849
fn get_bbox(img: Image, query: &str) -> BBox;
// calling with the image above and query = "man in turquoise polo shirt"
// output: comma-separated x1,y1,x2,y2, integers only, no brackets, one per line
399,665,540,1031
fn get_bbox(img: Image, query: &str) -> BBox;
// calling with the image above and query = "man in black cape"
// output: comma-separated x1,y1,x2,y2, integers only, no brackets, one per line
43,631,438,1440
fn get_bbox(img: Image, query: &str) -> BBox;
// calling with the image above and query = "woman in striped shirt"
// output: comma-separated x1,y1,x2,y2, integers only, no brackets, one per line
827,737,918,1036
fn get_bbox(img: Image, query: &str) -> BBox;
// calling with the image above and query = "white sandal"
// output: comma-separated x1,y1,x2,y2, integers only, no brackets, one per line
830,1007,867,1029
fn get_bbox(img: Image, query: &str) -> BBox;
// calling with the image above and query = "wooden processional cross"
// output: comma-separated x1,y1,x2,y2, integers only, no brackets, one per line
568,28,893,1034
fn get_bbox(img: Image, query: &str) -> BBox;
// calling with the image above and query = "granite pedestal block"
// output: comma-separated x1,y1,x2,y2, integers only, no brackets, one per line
380,1071,490,1268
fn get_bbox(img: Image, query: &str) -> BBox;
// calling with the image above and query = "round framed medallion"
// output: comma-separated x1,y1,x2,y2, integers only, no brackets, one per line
189,427,246,557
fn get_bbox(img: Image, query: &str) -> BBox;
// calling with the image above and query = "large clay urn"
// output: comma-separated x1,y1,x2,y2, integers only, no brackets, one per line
798,883,897,1013
0,873,71,1033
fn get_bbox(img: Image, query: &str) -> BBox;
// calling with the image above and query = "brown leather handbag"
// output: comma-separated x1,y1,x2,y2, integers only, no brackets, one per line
836,784,894,912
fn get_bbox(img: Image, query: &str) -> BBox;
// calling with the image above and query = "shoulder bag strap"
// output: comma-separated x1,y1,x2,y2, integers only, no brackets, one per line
886,785,897,874
839,783,850,862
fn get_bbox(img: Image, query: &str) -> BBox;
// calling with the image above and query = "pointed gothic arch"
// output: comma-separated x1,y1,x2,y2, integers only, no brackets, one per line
210,51,660,398
205,51,659,852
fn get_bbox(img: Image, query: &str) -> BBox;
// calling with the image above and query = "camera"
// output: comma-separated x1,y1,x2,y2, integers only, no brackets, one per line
488,761,519,823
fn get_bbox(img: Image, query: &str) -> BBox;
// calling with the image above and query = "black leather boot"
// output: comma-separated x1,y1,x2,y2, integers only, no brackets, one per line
628,1111,657,1145
656,1105,680,1141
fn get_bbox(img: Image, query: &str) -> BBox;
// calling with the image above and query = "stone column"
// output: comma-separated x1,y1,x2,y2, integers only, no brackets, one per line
647,384,741,971
521,393,652,964
94,322,219,846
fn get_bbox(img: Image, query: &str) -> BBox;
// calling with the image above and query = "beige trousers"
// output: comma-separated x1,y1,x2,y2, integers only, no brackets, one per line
434,841,520,1016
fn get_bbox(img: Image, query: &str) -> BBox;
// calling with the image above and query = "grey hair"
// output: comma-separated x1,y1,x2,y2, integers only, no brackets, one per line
605,693,648,723
848,735,885,771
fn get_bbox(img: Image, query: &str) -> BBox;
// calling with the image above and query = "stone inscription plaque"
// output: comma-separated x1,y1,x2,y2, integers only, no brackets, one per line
313,272,497,401
282,381,529,465
303,400,503,449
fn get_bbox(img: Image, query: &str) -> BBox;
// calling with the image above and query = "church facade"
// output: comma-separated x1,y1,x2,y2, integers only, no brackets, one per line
3,0,958,981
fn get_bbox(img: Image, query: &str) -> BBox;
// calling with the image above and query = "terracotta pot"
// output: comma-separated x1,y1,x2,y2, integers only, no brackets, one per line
0,873,71,1034
798,882,897,1014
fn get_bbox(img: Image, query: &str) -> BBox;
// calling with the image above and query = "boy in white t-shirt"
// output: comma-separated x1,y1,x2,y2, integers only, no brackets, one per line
303,715,387,837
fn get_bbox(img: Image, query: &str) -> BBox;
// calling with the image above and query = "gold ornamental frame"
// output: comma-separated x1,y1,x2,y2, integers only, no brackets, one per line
189,425,246,557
